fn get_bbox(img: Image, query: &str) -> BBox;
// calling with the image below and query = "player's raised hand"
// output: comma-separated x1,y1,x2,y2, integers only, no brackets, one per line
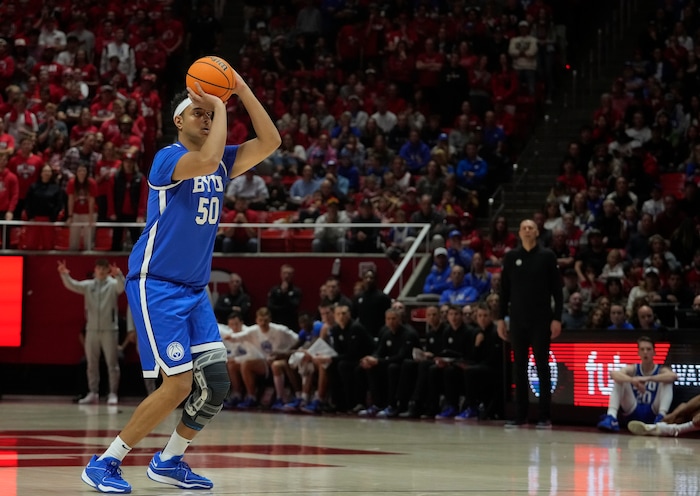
109,263,122,277
57,260,69,274
186,82,224,111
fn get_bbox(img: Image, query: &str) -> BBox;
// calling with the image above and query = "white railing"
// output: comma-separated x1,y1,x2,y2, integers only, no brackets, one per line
0,220,432,295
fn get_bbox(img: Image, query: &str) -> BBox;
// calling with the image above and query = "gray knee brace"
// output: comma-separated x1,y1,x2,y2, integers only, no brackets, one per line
182,348,230,431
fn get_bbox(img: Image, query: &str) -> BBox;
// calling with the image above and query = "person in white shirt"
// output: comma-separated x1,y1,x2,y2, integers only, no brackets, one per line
218,311,251,408
370,97,398,134
100,28,136,86
625,112,652,144
641,183,665,220
38,17,67,51
224,307,298,409
508,21,538,96
225,168,269,209
313,198,349,252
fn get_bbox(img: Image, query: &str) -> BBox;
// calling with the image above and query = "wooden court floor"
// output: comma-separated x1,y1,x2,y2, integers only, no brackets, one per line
0,396,698,495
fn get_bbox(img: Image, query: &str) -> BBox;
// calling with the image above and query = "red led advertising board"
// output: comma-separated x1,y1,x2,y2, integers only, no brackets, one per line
0,256,23,347
515,342,680,407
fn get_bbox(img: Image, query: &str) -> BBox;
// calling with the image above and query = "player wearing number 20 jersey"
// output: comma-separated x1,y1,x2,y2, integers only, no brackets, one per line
126,141,238,378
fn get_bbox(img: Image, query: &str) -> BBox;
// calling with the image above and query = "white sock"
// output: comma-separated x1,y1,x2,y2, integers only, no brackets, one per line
160,431,192,461
677,421,699,434
99,436,131,462
301,392,309,402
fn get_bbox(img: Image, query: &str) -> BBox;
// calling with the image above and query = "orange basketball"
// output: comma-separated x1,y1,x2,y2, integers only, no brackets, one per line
185,56,237,102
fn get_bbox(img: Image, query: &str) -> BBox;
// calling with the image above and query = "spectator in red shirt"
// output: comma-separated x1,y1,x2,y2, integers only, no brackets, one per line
226,114,249,146
90,85,116,127
74,50,99,95
415,38,444,101
94,141,120,221
99,99,126,143
336,20,362,73
66,162,98,250
130,74,161,162
110,148,144,251
557,157,588,196
111,114,143,155
0,38,15,89
484,215,518,267
491,53,519,105
0,116,16,159
386,40,416,101
8,135,44,219
157,6,185,57
135,35,167,80
0,153,19,221
70,108,99,147
32,46,64,85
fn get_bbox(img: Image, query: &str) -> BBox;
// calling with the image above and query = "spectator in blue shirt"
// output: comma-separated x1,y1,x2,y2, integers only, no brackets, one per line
482,111,506,148
399,129,432,173
463,252,492,299
423,247,452,295
456,142,488,189
608,304,634,330
337,148,360,193
289,164,321,207
439,265,479,305
446,229,474,270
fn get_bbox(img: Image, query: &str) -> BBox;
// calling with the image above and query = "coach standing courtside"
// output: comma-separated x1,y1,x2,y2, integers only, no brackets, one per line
497,219,563,428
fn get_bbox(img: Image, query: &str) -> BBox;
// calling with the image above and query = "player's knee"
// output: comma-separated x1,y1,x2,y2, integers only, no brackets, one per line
182,349,230,431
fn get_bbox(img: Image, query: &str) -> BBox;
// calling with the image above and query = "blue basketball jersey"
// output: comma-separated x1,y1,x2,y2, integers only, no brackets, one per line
127,142,239,288
634,363,660,405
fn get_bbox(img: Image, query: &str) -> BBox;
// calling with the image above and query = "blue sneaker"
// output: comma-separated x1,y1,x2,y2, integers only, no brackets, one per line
597,414,620,432
269,398,285,411
654,414,665,423
301,399,322,414
454,407,479,420
237,397,258,409
147,451,213,489
81,455,132,493
282,398,303,412
222,397,240,409
435,406,457,420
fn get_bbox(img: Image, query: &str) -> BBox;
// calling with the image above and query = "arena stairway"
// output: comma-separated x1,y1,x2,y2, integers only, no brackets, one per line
485,1,651,228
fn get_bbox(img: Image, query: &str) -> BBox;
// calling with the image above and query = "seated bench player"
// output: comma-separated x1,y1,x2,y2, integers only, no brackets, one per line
597,336,676,432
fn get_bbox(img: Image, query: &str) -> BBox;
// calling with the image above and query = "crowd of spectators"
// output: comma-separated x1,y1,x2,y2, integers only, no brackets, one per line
0,0,562,253
0,0,220,249
534,4,700,330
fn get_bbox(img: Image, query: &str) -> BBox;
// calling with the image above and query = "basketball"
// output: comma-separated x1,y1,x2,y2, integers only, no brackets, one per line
186,56,237,102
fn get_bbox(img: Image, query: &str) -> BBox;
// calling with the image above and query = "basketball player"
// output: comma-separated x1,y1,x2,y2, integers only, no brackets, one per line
597,336,676,433
81,76,280,494
628,393,700,437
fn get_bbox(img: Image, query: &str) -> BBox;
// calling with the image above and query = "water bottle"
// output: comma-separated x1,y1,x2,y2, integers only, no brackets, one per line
332,258,341,277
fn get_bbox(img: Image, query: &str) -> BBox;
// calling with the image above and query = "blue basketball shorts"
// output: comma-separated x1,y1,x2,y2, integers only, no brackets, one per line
625,403,655,424
126,277,225,378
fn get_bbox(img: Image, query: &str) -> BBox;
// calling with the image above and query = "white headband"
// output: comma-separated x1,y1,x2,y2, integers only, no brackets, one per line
173,97,192,119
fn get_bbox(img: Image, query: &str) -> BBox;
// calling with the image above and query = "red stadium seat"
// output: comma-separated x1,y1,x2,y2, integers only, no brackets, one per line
94,228,113,251
290,228,315,252
54,227,70,250
260,229,289,252
410,307,427,323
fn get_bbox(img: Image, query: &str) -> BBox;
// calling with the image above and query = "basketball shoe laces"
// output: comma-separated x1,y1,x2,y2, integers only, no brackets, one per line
105,460,125,480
